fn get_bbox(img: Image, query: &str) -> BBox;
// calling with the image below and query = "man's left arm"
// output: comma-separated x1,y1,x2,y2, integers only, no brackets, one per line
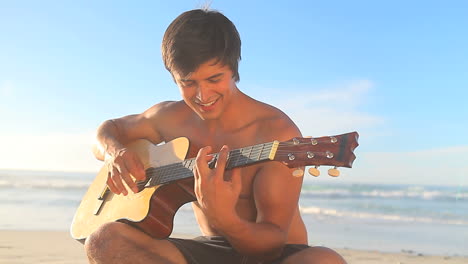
222,161,303,259
193,143,304,260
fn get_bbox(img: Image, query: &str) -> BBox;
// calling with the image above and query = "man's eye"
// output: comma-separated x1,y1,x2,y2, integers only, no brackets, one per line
183,82,195,87
208,79,220,83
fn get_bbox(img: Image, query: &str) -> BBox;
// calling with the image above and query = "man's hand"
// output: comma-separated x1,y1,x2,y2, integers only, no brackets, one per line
193,145,242,231
105,148,146,195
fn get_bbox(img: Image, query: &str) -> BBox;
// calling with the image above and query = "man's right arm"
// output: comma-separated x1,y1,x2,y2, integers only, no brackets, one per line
93,102,172,195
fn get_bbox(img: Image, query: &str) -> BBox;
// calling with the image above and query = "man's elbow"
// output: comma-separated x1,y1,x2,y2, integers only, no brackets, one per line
248,230,288,261
91,143,105,161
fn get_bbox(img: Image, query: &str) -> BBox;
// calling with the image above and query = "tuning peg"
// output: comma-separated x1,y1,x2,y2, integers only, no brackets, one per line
328,167,340,177
308,166,320,177
292,168,304,177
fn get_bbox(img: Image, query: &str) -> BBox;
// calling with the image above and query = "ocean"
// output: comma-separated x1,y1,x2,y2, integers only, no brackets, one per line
0,169,467,256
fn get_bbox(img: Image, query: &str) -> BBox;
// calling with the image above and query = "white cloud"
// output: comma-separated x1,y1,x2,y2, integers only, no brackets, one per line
0,131,102,172
249,79,383,137
244,79,466,186
281,79,373,108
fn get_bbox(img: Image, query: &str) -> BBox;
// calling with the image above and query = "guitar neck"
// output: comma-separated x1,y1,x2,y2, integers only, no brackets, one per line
144,141,279,187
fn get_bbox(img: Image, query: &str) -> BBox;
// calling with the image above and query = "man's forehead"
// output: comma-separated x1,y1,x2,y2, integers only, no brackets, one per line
177,72,193,81
175,60,228,81
178,72,225,82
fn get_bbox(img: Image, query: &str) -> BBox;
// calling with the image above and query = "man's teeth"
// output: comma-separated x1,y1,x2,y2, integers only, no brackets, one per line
199,100,216,106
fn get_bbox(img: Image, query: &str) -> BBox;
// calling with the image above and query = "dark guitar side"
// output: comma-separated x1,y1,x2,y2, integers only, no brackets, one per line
126,178,196,239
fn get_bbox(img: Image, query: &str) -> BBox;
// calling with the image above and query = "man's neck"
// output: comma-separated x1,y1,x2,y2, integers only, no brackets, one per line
198,90,251,135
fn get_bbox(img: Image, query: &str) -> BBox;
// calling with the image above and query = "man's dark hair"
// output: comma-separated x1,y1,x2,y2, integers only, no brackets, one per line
162,9,241,82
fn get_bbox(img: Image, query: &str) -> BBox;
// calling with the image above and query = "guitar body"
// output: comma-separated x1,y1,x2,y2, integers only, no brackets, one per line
70,137,196,241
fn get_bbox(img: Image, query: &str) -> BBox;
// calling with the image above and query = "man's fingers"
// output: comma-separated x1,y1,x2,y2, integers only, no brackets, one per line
131,154,146,180
106,171,120,194
193,168,202,199
197,146,213,158
111,167,128,195
214,145,229,178
118,163,138,193
195,146,212,173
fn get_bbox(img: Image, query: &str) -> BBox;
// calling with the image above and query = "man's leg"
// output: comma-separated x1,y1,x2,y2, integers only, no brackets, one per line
84,222,188,264
280,246,347,264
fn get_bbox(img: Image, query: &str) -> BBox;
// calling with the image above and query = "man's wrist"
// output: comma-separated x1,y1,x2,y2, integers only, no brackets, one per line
217,212,245,237
103,142,125,161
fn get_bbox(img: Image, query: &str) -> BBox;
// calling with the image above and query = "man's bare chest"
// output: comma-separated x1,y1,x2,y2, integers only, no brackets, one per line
161,120,261,155
160,123,263,197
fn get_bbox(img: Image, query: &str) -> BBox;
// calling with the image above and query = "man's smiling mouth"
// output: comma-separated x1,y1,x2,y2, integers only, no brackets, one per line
196,98,219,107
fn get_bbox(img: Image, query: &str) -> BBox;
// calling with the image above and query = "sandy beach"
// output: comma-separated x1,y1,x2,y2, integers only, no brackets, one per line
0,230,466,264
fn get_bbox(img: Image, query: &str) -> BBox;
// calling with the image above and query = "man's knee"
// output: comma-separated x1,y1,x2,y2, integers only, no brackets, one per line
84,222,187,264
84,222,129,260
282,246,347,264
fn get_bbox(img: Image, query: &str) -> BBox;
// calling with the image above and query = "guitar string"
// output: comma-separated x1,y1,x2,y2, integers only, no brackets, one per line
115,139,351,189
138,150,342,188
141,145,274,186
135,139,350,187
142,147,341,178
143,146,342,176
144,141,340,175
146,141,343,180
147,148,272,184
142,143,343,183
144,149,337,176
147,144,271,174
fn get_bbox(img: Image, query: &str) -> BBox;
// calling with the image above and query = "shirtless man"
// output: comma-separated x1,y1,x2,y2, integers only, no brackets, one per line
84,9,347,264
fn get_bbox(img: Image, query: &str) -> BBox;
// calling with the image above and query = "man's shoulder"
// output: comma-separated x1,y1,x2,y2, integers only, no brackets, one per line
251,100,301,141
144,100,190,118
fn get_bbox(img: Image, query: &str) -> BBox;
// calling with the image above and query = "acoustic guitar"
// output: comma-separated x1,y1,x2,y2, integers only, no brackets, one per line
70,132,359,242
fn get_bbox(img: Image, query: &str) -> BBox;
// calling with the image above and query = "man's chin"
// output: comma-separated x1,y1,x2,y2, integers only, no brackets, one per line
189,104,221,120
194,110,221,121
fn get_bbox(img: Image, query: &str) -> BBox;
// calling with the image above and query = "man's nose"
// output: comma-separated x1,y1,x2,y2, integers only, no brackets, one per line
195,85,210,102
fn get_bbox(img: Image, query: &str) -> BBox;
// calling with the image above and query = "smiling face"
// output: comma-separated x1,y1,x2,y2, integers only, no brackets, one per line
174,58,238,121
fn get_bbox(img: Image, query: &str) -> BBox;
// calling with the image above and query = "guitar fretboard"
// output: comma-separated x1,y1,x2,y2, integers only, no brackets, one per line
144,141,278,187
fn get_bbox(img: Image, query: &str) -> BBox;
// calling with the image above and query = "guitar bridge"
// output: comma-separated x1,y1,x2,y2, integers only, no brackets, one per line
93,200,105,215
94,186,110,215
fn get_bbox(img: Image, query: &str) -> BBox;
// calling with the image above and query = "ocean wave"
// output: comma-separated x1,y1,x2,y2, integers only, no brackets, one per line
299,205,468,225
0,179,90,190
301,185,468,201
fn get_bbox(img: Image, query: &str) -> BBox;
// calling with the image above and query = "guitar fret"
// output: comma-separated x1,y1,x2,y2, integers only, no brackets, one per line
237,148,245,168
185,159,194,170
146,141,277,187
260,144,266,160
247,145,253,164
242,146,252,165
249,146,262,161
226,151,233,168
257,143,264,161
260,142,273,160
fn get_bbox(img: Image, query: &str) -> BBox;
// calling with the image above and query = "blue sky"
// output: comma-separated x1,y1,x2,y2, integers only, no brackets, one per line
0,0,467,186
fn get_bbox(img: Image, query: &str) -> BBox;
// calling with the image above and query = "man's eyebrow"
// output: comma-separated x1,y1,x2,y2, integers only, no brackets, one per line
205,73,224,80
180,73,224,82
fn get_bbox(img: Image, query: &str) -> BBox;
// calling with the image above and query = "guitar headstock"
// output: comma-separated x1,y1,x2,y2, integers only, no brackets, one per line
273,132,359,177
